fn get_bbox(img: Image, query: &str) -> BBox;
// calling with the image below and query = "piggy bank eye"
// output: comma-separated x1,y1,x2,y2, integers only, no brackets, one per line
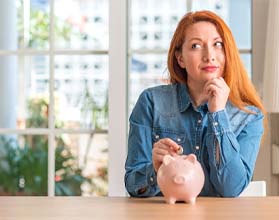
163,155,175,165
187,154,197,164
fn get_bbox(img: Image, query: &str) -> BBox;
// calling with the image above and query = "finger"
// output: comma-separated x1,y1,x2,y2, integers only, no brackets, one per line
159,138,180,151
204,78,223,90
213,77,228,89
205,84,220,96
216,76,225,82
154,155,166,167
203,79,216,96
153,141,173,153
153,147,169,157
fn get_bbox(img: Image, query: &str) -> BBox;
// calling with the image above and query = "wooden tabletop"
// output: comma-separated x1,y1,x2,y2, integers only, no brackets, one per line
0,196,279,220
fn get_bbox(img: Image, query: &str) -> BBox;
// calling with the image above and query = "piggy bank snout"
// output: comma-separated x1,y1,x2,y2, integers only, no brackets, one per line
173,175,186,185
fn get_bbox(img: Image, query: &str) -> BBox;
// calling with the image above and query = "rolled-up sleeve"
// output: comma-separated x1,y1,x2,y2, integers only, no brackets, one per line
205,109,264,197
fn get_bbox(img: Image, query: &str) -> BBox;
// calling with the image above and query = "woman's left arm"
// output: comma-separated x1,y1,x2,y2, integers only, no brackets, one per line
206,109,264,197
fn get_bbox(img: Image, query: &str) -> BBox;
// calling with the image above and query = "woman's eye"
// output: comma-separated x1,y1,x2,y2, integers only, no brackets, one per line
215,41,223,48
191,43,201,49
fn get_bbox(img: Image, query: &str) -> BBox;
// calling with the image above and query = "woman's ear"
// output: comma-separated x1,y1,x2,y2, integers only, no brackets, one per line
175,50,186,68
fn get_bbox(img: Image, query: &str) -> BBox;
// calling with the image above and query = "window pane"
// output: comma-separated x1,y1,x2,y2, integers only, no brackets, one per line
129,0,187,50
54,0,108,50
129,0,187,113
228,0,251,49
192,0,251,49
16,0,50,49
0,55,49,129
23,56,50,129
54,55,108,130
0,134,48,196
55,133,108,196
240,53,251,78
129,54,168,113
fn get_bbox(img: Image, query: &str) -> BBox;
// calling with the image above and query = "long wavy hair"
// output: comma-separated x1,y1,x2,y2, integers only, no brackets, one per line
167,10,265,114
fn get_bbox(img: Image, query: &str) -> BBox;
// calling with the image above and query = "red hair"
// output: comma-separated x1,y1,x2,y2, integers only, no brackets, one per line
168,10,265,114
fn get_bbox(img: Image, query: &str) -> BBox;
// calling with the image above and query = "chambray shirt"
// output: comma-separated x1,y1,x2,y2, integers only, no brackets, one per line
125,83,264,197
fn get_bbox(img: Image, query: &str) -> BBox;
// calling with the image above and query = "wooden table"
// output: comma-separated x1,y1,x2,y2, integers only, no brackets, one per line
0,196,279,220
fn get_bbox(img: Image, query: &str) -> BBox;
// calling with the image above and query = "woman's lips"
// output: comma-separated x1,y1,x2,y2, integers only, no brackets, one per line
201,66,218,72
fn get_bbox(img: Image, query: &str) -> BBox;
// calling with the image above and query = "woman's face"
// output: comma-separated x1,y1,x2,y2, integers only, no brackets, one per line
176,21,225,86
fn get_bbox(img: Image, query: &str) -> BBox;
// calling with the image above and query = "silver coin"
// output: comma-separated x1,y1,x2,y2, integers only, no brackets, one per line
177,146,183,155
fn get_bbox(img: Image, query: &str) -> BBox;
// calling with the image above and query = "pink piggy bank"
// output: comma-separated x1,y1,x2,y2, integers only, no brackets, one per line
157,154,205,204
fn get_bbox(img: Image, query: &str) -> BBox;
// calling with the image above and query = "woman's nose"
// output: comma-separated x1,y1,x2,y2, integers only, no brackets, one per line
202,56,215,62
202,48,215,62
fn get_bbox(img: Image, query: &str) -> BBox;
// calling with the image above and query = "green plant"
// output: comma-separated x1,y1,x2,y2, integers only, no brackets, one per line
54,140,90,196
28,96,91,196
90,162,108,196
0,97,91,196
0,136,48,195
17,4,72,48
0,134,91,196
26,97,48,128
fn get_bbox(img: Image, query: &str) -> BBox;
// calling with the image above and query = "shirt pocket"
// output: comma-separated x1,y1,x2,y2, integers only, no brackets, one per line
152,128,185,145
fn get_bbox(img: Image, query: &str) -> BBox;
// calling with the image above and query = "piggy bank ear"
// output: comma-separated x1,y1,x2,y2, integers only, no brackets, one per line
186,154,197,164
163,155,174,166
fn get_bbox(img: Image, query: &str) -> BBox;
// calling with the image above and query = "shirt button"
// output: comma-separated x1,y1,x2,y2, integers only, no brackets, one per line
150,177,154,182
195,146,200,150
155,135,159,139
213,122,218,126
177,138,181,142
197,119,202,123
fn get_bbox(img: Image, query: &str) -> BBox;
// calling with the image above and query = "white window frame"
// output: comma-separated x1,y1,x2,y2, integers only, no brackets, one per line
108,0,128,196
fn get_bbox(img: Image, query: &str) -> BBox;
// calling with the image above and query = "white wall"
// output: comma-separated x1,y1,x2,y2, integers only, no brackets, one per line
252,0,279,196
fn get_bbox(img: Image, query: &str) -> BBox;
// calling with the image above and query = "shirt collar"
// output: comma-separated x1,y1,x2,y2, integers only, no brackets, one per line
177,83,191,112
177,83,208,113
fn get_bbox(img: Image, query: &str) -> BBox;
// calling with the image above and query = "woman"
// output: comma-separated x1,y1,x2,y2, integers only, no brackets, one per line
125,10,265,197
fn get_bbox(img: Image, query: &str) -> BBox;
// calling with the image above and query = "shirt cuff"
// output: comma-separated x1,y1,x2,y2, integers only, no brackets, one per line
207,109,232,134
136,164,158,196
146,164,158,186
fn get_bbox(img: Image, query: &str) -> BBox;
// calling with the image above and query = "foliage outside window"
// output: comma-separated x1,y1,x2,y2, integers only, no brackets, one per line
0,96,107,196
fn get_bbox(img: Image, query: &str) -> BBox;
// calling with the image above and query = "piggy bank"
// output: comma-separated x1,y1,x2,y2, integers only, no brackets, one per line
157,154,205,204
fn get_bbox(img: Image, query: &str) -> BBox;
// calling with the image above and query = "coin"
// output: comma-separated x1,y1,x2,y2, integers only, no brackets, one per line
177,145,183,155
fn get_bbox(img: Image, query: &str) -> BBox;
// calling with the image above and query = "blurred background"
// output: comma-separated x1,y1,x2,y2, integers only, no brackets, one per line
0,0,277,196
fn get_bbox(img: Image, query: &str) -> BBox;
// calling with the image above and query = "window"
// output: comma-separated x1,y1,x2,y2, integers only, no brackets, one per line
0,0,108,196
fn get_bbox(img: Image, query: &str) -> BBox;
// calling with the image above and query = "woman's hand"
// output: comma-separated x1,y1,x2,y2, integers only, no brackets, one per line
203,77,230,112
152,138,180,172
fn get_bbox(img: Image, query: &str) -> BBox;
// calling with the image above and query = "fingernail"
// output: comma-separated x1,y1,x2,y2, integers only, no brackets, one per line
177,145,183,155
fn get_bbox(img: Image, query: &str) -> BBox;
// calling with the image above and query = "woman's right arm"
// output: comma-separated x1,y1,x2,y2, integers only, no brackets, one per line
125,121,160,197
124,90,160,197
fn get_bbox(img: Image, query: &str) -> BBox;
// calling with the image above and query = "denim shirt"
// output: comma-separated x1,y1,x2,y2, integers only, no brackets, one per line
125,83,264,197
